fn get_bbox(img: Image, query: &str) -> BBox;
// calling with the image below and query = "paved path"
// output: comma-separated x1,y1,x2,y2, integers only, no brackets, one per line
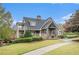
23,41,72,55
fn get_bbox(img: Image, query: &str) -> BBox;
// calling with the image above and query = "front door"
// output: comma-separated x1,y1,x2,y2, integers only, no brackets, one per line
49,28,56,38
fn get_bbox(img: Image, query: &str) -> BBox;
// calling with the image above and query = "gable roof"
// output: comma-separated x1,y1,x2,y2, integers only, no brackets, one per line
35,20,46,30
16,16,57,30
41,17,57,29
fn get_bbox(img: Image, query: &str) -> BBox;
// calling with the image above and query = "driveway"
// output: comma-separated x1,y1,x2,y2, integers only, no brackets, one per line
23,41,72,55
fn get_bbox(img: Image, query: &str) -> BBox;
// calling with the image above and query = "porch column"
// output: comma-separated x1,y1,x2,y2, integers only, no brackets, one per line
55,29,58,36
24,26,26,35
16,26,19,38
46,29,49,38
39,30,42,36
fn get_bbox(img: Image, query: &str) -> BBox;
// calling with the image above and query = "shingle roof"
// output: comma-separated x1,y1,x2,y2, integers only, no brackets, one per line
35,20,46,30
23,17,46,30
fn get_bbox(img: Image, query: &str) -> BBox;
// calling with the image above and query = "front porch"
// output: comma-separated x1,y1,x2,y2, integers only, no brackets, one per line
41,28,57,39
32,28,57,39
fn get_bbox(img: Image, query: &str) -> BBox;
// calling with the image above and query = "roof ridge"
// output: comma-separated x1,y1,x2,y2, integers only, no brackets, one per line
23,17,35,20
23,17,46,21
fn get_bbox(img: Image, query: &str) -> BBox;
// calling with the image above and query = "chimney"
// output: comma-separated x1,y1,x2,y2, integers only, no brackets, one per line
36,15,41,20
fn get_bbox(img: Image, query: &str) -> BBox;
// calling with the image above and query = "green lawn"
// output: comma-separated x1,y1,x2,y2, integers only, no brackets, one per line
45,42,79,55
0,40,61,55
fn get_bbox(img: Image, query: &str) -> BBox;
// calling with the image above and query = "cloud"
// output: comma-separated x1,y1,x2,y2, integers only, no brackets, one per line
57,13,72,24
61,13,72,20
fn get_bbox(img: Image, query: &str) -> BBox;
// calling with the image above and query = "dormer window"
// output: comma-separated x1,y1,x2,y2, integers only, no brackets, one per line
30,21,36,26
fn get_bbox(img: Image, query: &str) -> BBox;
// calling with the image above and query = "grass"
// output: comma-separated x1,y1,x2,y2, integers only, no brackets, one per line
0,39,62,55
45,42,79,55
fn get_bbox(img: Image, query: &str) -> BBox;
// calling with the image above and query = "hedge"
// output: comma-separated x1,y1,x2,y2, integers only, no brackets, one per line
14,37,43,43
32,36,43,41
66,35,79,38
58,34,79,39
14,37,33,43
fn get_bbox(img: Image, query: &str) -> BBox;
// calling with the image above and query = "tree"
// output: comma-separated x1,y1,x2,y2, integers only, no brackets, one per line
64,10,79,32
0,6,13,27
0,4,15,44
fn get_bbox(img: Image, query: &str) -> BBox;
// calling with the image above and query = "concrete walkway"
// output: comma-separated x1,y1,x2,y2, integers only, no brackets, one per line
23,41,72,55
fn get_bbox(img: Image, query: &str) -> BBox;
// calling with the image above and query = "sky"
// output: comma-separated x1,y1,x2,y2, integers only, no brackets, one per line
2,3,79,24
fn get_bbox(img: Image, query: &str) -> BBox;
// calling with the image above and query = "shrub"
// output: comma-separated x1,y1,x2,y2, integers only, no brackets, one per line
14,37,33,43
25,37,33,42
66,35,78,38
32,37,43,41
58,35,65,39
24,30,32,37
0,26,16,44
14,36,43,43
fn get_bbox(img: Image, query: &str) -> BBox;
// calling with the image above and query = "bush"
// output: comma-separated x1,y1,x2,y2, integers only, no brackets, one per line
64,32,79,35
14,37,43,43
14,37,33,43
25,37,33,42
66,35,78,38
58,35,65,39
0,26,15,41
24,30,32,37
32,37,43,41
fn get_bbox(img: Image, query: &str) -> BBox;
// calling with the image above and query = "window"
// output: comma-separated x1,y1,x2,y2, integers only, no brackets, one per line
18,26,23,30
30,21,36,26
18,26,22,28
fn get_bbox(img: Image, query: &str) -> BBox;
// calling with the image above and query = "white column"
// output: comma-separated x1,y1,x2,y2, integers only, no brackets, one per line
46,29,49,38
16,26,19,38
24,26,26,35
39,30,42,36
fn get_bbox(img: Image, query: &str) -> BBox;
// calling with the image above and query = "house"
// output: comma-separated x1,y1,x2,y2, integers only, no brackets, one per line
16,16,58,39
